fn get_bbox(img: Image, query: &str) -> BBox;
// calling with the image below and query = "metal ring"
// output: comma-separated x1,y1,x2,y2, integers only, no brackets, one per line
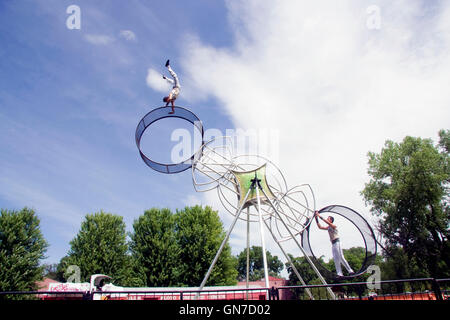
135,106,204,174
301,205,378,280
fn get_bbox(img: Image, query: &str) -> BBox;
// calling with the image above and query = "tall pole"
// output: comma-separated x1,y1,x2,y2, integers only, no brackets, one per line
254,175,270,289
246,207,250,300
263,219,314,300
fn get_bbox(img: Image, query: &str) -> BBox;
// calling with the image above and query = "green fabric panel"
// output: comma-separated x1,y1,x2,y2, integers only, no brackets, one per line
232,164,275,209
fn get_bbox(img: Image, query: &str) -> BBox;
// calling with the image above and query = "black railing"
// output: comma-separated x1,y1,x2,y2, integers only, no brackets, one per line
277,278,449,300
0,290,88,300
1,278,449,301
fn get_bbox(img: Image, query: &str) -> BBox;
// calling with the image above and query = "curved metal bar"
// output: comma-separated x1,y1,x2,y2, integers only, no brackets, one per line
192,137,237,189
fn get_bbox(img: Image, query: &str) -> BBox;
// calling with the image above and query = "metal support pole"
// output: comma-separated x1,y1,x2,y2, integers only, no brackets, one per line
246,207,250,300
254,176,270,289
263,219,314,300
432,278,443,301
196,185,254,299
259,187,336,300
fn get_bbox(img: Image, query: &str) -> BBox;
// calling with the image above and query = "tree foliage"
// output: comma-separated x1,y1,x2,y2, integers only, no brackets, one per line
129,208,180,287
60,211,138,286
361,132,450,278
236,246,284,281
175,206,237,286
438,129,450,153
286,254,324,286
0,208,48,293
130,206,237,287
42,263,59,281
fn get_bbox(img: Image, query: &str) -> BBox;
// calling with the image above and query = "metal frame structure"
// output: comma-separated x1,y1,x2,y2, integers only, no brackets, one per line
190,136,335,300
135,106,378,301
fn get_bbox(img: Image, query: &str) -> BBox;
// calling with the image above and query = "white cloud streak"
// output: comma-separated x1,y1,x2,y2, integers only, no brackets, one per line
119,30,137,42
84,34,115,45
146,68,171,93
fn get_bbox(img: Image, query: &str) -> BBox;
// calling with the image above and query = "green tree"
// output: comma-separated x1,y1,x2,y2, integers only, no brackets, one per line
129,208,181,286
0,208,48,293
175,206,237,286
60,211,138,286
377,246,423,281
361,132,450,278
286,254,324,286
42,263,59,281
438,129,450,153
236,246,284,281
55,256,73,282
285,255,331,299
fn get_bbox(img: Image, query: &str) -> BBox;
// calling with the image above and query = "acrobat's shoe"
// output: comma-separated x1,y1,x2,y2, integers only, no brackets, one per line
165,59,170,67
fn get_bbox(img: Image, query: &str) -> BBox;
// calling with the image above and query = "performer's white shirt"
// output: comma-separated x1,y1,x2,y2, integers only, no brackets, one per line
328,226,339,242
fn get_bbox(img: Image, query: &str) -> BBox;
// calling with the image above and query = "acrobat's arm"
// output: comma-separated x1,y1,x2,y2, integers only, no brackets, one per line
322,219,337,230
315,212,333,230
163,75,175,85
315,212,327,230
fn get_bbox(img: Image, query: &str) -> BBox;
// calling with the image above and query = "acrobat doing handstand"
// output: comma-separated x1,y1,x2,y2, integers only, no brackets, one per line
315,211,354,278
162,59,180,114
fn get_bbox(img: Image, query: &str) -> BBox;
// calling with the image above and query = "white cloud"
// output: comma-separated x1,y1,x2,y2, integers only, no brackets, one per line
180,1,450,274
146,68,171,93
182,0,450,210
182,194,204,207
84,34,115,45
119,30,137,42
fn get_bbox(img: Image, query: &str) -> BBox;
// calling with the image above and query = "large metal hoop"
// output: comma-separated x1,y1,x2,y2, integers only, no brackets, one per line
135,106,204,174
301,205,378,280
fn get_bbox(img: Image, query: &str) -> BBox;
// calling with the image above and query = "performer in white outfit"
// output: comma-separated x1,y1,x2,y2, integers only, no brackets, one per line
315,211,354,277
162,59,180,114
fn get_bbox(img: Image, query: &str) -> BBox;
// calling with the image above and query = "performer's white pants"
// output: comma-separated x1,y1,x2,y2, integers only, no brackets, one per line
332,240,354,276
167,65,180,88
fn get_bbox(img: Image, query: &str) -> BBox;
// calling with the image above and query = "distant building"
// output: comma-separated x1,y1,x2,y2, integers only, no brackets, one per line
36,278,61,291
237,276,293,300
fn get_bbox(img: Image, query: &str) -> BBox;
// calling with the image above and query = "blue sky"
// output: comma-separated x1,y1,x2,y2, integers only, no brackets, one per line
1,1,450,275
0,0,235,263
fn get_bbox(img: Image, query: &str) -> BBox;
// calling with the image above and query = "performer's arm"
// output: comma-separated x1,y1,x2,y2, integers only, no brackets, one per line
315,212,328,230
319,215,337,229
163,75,175,85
